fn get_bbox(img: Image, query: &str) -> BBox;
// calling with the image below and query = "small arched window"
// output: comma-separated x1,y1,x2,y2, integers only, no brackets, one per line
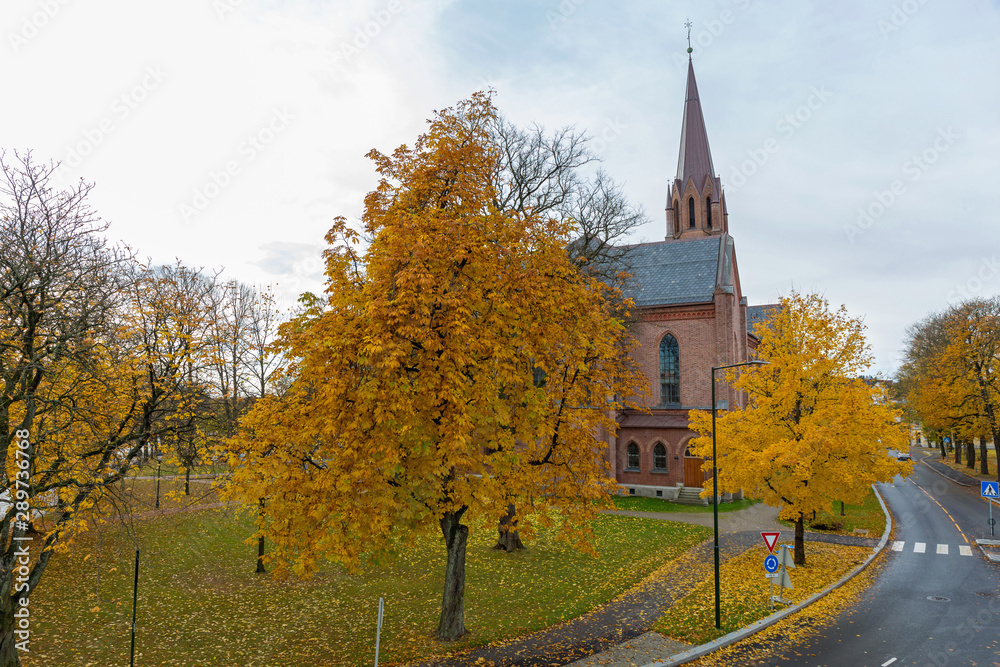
653,443,667,471
706,196,712,229
659,334,680,406
626,442,640,470
688,197,696,229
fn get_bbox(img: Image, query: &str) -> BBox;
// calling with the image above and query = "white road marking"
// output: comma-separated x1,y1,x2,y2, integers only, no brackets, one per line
937,543,949,555
892,540,904,551
914,542,926,553
882,658,897,666
960,545,973,556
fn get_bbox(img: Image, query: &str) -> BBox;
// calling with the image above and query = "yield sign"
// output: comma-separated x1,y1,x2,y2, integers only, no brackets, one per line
761,531,780,553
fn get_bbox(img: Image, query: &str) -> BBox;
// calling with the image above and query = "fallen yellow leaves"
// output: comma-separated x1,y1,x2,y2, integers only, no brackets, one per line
656,542,870,646
689,545,888,665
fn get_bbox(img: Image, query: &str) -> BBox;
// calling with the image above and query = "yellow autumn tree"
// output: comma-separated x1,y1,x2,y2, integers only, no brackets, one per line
689,292,909,565
0,152,214,667
222,93,645,641
899,299,1000,476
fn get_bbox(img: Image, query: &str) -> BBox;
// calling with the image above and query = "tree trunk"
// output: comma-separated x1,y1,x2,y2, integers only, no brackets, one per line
436,510,469,641
981,438,990,477
840,500,845,517
493,503,525,552
256,535,266,574
940,439,946,459
256,498,267,574
955,439,962,465
184,467,191,496
794,513,806,566
0,590,22,667
966,440,976,469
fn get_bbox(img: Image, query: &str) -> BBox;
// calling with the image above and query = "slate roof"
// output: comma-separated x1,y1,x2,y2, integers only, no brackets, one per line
622,237,721,307
746,303,780,337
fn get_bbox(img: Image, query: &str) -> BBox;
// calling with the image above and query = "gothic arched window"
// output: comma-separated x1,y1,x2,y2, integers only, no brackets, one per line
688,197,696,229
659,334,680,406
706,196,713,229
653,443,667,471
626,442,640,470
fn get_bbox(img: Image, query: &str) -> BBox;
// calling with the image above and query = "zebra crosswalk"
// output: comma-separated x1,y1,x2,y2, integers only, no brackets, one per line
891,540,973,556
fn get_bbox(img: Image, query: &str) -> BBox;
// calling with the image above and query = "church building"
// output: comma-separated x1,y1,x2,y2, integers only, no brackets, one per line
612,55,775,499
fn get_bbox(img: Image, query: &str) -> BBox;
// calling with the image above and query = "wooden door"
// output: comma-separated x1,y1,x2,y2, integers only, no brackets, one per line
684,456,704,488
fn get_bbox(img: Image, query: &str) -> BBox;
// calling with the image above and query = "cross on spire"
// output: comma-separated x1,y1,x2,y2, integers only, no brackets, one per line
685,19,693,54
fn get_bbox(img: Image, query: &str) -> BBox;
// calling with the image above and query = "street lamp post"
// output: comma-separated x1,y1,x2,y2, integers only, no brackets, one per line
711,359,768,630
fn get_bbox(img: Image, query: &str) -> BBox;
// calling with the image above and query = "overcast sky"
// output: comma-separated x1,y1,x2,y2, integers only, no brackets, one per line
3,0,999,375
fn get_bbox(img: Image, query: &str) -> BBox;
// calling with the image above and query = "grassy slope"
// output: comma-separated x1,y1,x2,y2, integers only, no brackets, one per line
26,508,711,666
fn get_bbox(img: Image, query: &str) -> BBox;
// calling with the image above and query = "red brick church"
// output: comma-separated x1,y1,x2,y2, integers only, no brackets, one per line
612,56,775,499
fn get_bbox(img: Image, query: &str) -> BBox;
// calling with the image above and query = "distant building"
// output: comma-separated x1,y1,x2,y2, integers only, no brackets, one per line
613,55,777,498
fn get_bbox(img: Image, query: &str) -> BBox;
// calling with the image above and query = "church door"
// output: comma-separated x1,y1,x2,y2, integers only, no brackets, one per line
684,445,705,488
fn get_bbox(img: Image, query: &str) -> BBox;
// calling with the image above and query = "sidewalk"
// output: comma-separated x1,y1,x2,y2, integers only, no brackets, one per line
919,452,978,487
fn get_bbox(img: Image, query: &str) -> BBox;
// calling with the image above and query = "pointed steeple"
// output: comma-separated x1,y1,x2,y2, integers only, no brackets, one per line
675,58,715,189
665,54,728,241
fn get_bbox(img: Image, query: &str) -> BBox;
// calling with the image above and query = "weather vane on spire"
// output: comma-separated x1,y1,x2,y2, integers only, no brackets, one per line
685,18,693,54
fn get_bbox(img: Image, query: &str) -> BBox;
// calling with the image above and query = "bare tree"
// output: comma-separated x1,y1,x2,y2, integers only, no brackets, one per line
0,151,202,666
205,279,286,571
486,116,648,551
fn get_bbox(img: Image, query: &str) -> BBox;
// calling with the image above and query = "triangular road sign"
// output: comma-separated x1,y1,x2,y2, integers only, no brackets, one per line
761,531,780,553
777,544,796,569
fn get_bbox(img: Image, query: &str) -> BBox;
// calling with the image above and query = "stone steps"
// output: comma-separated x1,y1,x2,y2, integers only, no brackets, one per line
672,487,709,506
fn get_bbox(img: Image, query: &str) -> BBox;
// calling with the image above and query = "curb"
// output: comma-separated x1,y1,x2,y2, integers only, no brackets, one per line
975,538,1000,562
642,484,892,667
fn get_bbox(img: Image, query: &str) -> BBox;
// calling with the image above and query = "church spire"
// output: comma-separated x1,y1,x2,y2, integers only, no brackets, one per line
665,40,728,241
675,57,715,188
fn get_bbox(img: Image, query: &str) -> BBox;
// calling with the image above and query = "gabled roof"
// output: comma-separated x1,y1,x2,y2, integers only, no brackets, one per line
675,58,715,189
746,303,780,337
622,236,721,307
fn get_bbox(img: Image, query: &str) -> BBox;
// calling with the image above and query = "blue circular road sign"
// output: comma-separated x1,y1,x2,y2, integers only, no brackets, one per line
764,554,779,573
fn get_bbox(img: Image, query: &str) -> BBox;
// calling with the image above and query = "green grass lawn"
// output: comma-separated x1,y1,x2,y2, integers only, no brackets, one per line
25,507,711,666
612,495,760,514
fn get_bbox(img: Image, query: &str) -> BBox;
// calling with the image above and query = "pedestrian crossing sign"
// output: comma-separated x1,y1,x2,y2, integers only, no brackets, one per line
982,481,999,498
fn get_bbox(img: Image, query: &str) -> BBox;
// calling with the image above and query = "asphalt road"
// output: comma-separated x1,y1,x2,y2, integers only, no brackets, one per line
719,452,1000,666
